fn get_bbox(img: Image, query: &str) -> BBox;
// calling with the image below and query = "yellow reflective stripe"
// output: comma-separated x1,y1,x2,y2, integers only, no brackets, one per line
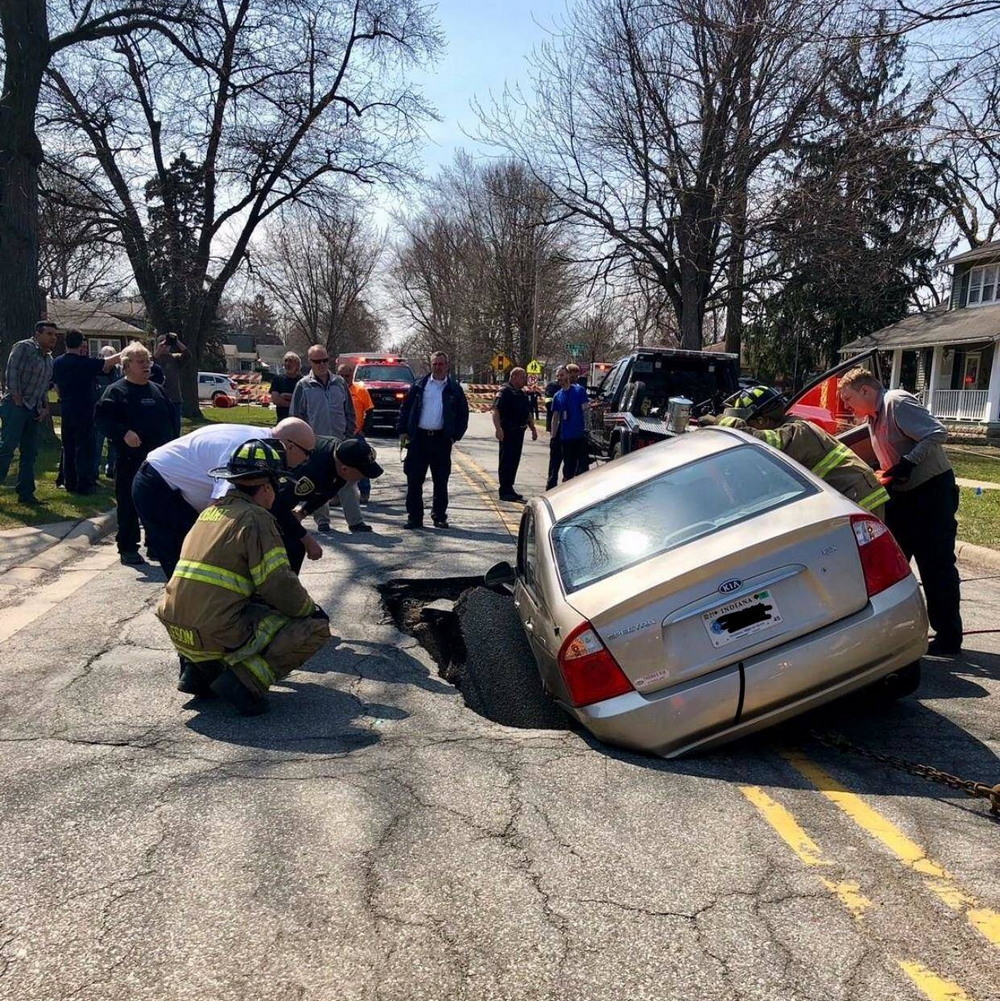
811,443,852,480
758,429,782,448
297,595,314,617
859,486,890,511
225,613,289,663
174,560,253,597
239,654,275,688
250,546,289,587
718,416,741,427
199,506,225,523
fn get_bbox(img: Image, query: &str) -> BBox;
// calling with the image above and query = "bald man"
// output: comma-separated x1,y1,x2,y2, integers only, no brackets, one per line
132,418,321,577
492,367,537,502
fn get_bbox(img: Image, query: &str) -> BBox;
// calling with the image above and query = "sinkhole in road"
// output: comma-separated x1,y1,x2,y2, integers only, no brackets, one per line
378,576,568,730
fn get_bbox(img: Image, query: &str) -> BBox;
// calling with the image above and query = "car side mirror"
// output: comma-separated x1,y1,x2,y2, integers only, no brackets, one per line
484,560,516,588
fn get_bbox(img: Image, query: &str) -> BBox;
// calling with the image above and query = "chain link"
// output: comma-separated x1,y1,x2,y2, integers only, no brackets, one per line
809,730,1000,822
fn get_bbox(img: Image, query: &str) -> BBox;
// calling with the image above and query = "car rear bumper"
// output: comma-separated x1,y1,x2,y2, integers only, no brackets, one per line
565,576,928,758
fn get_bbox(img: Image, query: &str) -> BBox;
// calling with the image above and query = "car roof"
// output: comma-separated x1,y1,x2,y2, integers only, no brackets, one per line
543,428,748,521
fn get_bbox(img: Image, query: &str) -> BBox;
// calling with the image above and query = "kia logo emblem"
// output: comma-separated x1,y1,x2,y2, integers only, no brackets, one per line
718,578,743,594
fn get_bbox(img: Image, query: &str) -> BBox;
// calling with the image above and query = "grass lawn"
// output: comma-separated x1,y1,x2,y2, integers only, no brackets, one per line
957,487,1000,550
946,446,1000,484
0,440,115,531
1,405,275,531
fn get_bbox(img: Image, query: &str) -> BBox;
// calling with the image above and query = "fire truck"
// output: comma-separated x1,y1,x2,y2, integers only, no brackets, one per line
335,352,415,433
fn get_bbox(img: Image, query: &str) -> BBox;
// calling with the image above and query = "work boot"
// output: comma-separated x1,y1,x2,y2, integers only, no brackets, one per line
177,657,222,698
211,668,269,716
120,550,145,566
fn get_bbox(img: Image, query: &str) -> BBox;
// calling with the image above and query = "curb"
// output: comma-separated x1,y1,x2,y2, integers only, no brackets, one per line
955,540,1000,572
14,508,118,574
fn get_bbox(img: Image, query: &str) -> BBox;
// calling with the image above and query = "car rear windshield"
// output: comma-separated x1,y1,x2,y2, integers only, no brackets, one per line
355,364,414,383
552,444,816,593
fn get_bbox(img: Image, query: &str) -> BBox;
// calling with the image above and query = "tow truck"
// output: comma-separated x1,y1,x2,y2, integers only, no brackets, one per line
336,352,415,434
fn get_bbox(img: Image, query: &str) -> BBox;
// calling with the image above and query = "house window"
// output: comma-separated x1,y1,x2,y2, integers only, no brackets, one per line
967,263,1000,306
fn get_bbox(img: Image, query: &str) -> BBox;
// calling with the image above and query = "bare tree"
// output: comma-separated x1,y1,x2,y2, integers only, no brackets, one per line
479,0,865,353
257,206,385,356
0,0,197,361
37,165,128,300
390,155,579,377
39,0,439,413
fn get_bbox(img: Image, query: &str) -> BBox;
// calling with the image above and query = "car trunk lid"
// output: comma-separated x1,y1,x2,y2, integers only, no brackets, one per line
565,502,868,695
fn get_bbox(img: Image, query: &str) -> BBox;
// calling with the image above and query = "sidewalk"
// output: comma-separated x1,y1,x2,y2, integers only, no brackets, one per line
956,476,1000,490
0,509,117,579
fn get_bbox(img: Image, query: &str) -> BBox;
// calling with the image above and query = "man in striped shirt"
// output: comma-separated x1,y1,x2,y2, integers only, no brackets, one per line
0,322,59,504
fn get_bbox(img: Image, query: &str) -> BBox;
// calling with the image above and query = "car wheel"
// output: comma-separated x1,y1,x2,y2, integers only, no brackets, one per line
872,660,922,703
610,439,624,462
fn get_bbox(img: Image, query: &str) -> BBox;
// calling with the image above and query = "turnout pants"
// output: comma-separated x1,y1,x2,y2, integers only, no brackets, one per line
404,430,453,523
498,424,526,494
132,461,199,576
885,470,963,648
163,602,330,697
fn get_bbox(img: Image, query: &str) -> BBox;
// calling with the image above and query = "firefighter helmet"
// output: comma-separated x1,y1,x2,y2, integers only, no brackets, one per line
722,385,786,422
209,438,295,482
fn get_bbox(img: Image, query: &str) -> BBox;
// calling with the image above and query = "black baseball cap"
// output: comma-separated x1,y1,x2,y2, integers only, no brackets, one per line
335,438,384,479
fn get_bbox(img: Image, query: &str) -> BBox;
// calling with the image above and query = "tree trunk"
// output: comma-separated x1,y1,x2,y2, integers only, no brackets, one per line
0,0,49,367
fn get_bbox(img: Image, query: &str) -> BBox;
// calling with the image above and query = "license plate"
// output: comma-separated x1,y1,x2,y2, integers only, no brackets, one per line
702,590,782,648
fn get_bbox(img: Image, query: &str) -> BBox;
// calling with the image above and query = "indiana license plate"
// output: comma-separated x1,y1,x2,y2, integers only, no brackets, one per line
702,590,782,648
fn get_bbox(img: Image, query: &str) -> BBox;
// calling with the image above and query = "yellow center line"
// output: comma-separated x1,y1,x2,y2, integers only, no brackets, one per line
743,785,980,1001
453,449,521,537
782,749,1000,951
740,785,871,917
898,961,974,1001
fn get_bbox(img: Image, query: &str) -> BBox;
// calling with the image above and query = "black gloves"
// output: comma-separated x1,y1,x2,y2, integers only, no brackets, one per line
698,415,720,427
884,456,916,485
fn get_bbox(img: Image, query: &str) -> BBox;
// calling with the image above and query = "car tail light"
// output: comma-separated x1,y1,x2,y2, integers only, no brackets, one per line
850,514,911,597
557,622,634,707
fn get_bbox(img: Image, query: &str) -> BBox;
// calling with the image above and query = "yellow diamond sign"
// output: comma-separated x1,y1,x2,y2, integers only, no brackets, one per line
526,359,544,375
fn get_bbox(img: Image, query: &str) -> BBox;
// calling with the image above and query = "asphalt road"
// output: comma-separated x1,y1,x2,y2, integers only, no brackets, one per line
0,414,997,1001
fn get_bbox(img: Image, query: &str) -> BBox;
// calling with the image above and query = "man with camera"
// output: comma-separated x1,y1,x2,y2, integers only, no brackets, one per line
153,331,191,437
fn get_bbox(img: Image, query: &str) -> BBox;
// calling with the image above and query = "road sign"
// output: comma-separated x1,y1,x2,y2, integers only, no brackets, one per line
568,342,585,358
491,353,512,372
526,359,544,375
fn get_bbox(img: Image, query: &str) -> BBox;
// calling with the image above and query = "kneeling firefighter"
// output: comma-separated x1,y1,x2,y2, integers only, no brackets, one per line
700,386,889,519
156,439,331,715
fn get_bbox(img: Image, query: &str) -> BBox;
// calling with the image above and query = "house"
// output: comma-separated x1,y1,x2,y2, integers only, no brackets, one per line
839,241,1000,439
222,333,259,373
45,299,150,356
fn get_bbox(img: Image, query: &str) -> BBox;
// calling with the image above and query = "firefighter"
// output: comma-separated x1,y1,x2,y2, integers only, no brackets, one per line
699,386,890,518
156,439,331,716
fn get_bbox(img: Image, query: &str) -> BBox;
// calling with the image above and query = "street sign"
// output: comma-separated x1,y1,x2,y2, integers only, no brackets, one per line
526,359,544,375
491,353,512,372
568,342,585,358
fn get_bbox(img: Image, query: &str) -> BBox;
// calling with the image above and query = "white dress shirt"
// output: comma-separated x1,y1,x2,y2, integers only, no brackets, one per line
418,376,447,430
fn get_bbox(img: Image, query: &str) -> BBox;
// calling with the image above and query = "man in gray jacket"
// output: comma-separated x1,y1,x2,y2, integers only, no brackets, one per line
289,344,371,533
840,367,962,656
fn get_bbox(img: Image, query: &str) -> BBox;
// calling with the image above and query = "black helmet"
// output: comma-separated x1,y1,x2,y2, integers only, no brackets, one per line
208,438,295,482
723,385,786,422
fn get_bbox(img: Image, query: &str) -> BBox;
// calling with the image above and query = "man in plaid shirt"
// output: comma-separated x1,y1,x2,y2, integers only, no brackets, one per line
0,321,59,504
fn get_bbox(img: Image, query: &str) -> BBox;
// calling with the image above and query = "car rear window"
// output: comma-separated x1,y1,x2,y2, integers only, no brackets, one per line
355,365,414,383
628,354,738,408
551,444,816,593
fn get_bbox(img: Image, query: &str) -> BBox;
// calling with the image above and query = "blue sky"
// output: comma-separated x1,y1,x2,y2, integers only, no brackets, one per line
411,0,567,175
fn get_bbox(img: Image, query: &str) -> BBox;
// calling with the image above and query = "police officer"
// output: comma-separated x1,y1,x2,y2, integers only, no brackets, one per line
492,367,538,502
275,437,384,572
700,385,890,519
156,439,331,716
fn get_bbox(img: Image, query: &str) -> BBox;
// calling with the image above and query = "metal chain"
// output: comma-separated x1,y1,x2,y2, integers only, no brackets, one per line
809,730,1000,822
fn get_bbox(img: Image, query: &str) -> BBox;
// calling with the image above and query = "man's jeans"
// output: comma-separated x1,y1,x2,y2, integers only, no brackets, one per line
0,400,41,499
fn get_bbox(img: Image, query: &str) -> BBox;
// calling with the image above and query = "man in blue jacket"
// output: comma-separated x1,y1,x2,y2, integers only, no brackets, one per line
397,351,469,529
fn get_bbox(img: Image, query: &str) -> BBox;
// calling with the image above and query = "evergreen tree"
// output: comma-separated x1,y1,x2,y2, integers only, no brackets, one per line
746,32,945,388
